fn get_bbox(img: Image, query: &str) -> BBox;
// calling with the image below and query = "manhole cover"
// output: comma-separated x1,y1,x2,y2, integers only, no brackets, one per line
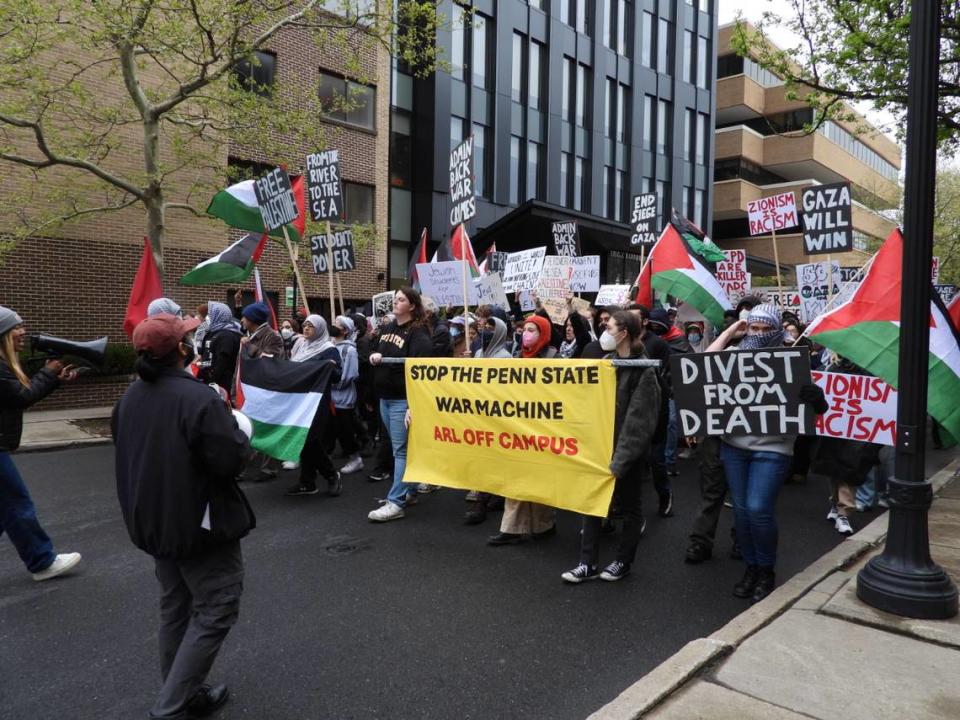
324,535,372,556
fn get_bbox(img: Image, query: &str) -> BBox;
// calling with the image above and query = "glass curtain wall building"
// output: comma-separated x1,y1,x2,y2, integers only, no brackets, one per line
389,0,717,287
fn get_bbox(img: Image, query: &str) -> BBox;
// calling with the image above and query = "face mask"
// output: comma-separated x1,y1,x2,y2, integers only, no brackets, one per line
329,325,343,338
281,328,294,340
480,329,494,348
522,330,538,349
688,333,702,345
599,330,618,351
450,327,462,339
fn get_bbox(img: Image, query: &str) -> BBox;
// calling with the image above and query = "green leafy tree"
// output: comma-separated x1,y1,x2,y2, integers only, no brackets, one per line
0,0,442,272
731,1,959,153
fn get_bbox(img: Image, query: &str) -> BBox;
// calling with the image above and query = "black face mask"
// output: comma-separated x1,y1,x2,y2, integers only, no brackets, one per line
480,329,495,349
329,325,343,338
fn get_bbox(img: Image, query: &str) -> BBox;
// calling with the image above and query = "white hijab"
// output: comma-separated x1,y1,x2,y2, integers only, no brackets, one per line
290,314,335,362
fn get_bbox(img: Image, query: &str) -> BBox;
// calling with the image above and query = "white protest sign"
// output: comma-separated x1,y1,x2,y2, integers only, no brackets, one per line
502,247,547,293
796,260,841,323
537,256,573,301
595,284,632,307
474,272,511,312
760,287,802,310
747,192,798,236
566,255,601,292
372,291,394,323
812,370,897,446
716,249,751,303
416,261,478,307
518,290,536,312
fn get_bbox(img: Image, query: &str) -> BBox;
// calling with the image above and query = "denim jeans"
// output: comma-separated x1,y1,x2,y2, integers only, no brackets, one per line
381,399,416,507
719,444,792,568
856,445,895,508
664,398,679,467
0,451,56,573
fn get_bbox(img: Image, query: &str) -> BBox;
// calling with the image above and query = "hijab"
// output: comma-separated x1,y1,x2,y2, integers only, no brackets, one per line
291,314,335,361
206,301,241,335
147,297,182,318
335,315,357,343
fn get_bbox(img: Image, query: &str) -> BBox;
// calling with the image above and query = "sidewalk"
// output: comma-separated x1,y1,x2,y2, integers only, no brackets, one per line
591,454,960,720
19,406,114,451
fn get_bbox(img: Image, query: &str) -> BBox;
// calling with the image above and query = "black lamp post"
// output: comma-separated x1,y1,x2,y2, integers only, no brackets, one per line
856,0,958,619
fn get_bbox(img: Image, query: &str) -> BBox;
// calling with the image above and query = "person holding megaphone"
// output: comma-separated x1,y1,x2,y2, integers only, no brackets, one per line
0,305,82,582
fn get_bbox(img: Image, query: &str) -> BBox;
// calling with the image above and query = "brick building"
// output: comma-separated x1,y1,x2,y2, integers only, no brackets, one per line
0,18,390,409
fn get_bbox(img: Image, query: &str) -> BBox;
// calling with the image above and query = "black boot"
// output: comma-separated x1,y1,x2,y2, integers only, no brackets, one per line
685,541,712,564
751,567,776,603
733,565,759,598
465,493,488,525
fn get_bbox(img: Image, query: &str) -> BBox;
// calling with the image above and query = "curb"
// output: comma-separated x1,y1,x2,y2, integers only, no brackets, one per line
18,436,112,453
588,455,960,720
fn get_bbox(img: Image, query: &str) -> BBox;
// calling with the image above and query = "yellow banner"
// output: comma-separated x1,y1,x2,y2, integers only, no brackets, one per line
405,358,617,517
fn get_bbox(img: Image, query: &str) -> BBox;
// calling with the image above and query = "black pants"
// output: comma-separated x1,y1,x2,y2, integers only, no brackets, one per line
330,407,367,456
300,409,336,484
581,459,645,567
688,436,728,549
372,416,394,474
151,541,243,719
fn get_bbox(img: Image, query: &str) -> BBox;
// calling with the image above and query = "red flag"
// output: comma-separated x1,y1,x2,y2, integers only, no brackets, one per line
948,292,960,332
407,227,428,288
123,238,163,338
633,256,653,308
290,175,306,240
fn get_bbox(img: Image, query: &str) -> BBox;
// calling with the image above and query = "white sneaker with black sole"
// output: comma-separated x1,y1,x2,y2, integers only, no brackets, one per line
826,504,840,522
600,561,630,581
835,515,854,535
561,563,599,584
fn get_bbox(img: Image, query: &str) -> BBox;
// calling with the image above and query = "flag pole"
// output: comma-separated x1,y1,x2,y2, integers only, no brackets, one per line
827,253,834,304
281,225,310,313
325,220,336,324
459,224,470,341
771,227,784,299
336,274,346,317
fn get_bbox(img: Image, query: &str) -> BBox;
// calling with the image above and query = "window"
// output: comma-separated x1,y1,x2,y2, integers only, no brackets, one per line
390,110,412,188
450,116,464,151
818,121,900,181
472,14,490,89
526,141,542,200
560,153,571,207
575,63,589,127
560,0,570,24
530,0,543,8
617,0,629,55
683,30,694,84
643,94,654,150
512,33,524,102
575,0,589,35
657,19,672,74
562,57,574,121
696,112,709,165
656,180,667,223
605,79,615,138
473,124,489,198
320,0,376,20
529,41,545,110
390,187,411,243
641,12,654,68
603,0,613,48
694,189,704,228
697,36,709,89
227,156,272,183
604,166,613,218
616,84,627,143
232,51,276,97
451,7,467,81
574,157,587,211
318,72,376,130
657,99,670,155
343,182,374,224
615,169,627,222
510,136,522,204
699,0,710,12
684,109,694,159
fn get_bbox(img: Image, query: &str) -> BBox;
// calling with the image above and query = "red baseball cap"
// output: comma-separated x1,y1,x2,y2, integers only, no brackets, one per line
133,313,201,358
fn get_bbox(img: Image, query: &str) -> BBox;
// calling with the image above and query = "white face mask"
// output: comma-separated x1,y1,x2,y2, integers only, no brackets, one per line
281,328,294,340
599,329,619,351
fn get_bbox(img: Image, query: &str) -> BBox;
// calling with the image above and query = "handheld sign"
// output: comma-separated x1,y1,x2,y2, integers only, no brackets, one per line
475,272,511,312
486,251,508,275
310,229,356,273
812,370,897,446
567,256,601,292
502,247,547,293
746,192,798,236
796,260,840,323
671,347,814,436
760,287,802,310
417,261,479,307
305,150,343,221
595,284,632,307
801,182,852,255
252,168,299,230
552,221,579,257
630,193,658,246
931,256,941,284
449,136,476,227
372,291,394,323
716,249,751,303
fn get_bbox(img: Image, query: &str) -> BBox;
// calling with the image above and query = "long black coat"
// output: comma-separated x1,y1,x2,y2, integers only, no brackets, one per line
0,362,59,451
112,367,253,560
609,348,662,478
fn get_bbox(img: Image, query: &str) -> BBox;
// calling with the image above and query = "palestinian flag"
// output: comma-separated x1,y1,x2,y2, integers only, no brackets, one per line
407,227,428,289
431,223,480,277
236,355,336,461
634,224,732,326
948,292,960,331
807,228,960,441
179,233,267,286
478,242,498,274
207,175,306,242
671,209,726,263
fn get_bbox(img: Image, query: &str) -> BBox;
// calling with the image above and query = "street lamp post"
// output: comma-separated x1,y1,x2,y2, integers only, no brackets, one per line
856,0,958,619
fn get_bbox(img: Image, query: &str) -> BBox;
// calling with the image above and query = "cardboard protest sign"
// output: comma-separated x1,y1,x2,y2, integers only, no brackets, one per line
305,150,343,221
629,193,658,246
518,290,536,312
566,255,601,292
595,284,632,307
372,291,394,323
416,261,479,307
747,192,798,236
502,247,547,293
800,182,852,255
812,370,897,446
405,359,617,516
310,229,356,273
935,284,957,305
475,272,511,312
552,221,579,257
252,168,299,231
449,136,476,226
796,260,841,323
671,347,815,436
570,297,592,314
760,287,802,311
716,249,751,303
486,251,508,275
537,257,574,324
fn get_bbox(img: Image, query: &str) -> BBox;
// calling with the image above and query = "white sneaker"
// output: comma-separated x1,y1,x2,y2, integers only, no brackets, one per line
341,455,364,474
32,553,82,582
417,483,439,494
835,516,854,535
368,501,405,522
282,461,300,470
465,490,480,502
826,504,839,522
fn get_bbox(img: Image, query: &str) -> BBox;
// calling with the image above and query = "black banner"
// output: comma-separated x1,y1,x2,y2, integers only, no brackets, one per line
670,347,814,436
305,150,343,221
552,220,579,257
449,136,476,227
310,229,356,273
253,168,299,231
800,182,852,255
487,251,508,275
629,192,658,246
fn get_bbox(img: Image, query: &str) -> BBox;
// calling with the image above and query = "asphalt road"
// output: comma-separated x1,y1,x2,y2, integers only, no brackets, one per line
0,443,954,720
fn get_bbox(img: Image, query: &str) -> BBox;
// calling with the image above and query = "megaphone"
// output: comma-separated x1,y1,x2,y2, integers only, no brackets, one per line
30,334,107,367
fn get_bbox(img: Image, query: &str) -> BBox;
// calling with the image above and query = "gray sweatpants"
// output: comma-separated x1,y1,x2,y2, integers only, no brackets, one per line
150,541,244,720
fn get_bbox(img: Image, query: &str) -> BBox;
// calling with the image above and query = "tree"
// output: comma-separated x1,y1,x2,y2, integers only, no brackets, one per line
730,1,960,153
0,0,442,272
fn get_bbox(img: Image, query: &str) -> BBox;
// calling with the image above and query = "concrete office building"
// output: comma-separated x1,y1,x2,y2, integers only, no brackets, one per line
388,0,718,287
